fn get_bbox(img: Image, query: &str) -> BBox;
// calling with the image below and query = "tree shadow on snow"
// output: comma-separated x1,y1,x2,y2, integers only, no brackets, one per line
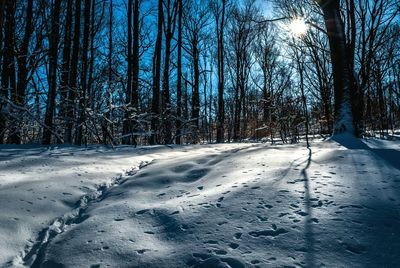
302,148,315,268
332,134,400,171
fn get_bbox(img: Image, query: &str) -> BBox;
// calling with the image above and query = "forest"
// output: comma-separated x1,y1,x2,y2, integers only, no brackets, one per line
0,0,398,146
1,1,400,267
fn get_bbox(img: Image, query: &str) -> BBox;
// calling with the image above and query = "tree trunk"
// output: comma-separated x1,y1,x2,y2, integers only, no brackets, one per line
191,36,200,142
87,0,96,111
317,0,355,135
131,0,140,145
75,0,91,146
103,0,113,145
59,0,74,142
161,0,178,144
65,0,82,144
0,0,5,143
216,0,226,143
162,33,172,144
42,0,62,145
175,0,183,144
122,0,133,144
0,0,16,144
150,0,163,145
11,0,34,144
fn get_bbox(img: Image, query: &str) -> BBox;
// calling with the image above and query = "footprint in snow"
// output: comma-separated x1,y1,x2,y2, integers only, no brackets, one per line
249,225,289,237
204,240,219,245
136,249,149,254
214,249,228,255
229,242,239,249
136,209,150,215
186,168,210,182
295,210,309,216
195,158,209,165
171,163,195,173
234,232,242,239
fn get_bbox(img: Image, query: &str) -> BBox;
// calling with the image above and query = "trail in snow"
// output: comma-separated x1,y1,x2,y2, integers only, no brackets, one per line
17,161,152,267
0,143,252,267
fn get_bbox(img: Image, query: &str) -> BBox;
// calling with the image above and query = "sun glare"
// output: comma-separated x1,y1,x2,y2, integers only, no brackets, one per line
289,18,308,36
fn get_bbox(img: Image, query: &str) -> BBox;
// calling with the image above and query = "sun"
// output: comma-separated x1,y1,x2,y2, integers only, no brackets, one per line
289,18,308,36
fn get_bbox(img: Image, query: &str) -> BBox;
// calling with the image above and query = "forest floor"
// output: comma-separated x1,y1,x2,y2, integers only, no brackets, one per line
0,136,400,268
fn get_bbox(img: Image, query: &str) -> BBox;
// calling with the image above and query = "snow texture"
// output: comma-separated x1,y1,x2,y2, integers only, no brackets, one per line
1,138,400,267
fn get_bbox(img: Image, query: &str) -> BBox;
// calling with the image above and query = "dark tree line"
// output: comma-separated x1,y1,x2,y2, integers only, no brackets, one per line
0,0,399,145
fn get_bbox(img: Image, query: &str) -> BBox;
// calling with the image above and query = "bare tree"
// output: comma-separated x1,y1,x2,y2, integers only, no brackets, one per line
150,0,164,145
211,0,227,143
42,0,62,145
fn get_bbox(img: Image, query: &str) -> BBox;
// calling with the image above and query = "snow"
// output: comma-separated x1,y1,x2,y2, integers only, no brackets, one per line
1,139,400,267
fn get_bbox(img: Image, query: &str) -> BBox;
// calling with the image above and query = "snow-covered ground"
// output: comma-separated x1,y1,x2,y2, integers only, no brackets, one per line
0,138,399,267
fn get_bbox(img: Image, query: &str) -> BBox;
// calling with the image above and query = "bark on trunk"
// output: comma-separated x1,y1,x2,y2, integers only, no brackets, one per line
75,0,91,145
175,0,183,144
150,0,163,145
65,0,82,144
0,0,16,144
122,0,133,144
59,0,73,142
317,0,355,135
42,0,62,145
216,0,226,143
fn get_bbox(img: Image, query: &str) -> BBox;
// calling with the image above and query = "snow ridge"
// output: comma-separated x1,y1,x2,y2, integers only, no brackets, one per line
11,160,152,268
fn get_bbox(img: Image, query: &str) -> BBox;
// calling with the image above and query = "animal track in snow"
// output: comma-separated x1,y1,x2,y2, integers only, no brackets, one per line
234,232,242,239
249,227,289,238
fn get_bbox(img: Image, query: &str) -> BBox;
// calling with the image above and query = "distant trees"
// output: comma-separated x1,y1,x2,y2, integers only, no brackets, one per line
0,0,399,145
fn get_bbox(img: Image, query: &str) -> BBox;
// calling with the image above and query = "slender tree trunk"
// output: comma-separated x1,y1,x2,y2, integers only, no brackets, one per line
122,0,133,145
87,0,96,111
131,0,140,145
103,0,113,145
191,37,200,142
0,0,5,144
161,0,178,144
233,52,241,141
59,0,73,143
0,0,4,53
216,0,226,143
42,0,62,145
175,0,183,144
0,0,16,144
75,0,91,145
65,0,82,143
162,33,172,144
150,0,163,145
12,0,33,142
295,46,309,147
